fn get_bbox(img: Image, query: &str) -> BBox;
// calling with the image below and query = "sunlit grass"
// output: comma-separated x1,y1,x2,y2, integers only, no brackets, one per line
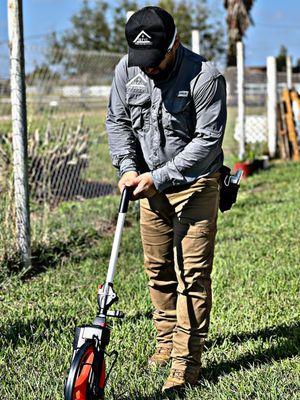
0,162,299,399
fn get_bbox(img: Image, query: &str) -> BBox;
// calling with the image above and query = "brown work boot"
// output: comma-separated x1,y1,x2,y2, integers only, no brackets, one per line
162,366,201,395
148,347,172,367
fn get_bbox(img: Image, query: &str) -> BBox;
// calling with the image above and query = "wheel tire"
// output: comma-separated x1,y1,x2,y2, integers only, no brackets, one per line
64,340,105,400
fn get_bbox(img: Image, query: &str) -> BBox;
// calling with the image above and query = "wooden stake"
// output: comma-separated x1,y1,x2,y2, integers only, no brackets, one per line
276,101,290,160
281,89,299,160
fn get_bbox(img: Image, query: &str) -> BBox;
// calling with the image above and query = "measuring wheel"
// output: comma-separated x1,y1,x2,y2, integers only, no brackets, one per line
65,340,105,400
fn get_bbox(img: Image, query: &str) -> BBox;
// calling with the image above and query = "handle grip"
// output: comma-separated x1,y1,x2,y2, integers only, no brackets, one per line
118,186,133,213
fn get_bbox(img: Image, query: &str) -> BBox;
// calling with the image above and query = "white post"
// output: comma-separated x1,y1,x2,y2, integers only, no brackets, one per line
192,29,200,55
286,55,292,89
237,41,245,160
126,10,135,22
8,0,31,267
267,56,277,158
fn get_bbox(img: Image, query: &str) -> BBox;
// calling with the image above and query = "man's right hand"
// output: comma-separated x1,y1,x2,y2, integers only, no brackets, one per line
118,171,139,193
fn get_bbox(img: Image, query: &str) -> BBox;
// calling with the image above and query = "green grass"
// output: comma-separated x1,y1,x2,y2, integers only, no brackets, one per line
0,161,299,399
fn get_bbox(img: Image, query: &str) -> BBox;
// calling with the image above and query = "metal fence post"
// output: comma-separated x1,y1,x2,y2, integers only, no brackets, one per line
237,41,245,160
267,56,277,158
191,29,200,55
7,0,31,267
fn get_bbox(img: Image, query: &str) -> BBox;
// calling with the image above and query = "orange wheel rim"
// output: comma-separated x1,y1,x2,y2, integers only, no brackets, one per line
73,347,94,400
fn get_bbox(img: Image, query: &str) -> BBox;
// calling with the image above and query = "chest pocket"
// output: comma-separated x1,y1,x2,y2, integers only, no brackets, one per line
126,90,151,134
162,95,195,140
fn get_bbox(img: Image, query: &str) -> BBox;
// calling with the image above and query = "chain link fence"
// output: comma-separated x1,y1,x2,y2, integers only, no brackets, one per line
0,41,123,270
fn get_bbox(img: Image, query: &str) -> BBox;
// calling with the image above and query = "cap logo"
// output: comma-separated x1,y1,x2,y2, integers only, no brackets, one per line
133,30,152,46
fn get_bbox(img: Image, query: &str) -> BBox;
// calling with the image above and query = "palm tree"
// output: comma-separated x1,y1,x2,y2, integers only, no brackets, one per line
224,0,256,66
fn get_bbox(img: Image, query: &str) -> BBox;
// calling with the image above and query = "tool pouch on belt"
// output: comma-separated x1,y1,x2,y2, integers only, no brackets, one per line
219,165,243,213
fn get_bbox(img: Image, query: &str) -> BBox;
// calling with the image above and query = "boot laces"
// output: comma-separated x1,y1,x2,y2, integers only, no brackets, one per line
157,347,171,355
170,369,185,380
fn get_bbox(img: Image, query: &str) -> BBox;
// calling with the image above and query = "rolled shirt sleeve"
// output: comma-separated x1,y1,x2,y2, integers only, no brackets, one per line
106,57,138,176
151,74,227,191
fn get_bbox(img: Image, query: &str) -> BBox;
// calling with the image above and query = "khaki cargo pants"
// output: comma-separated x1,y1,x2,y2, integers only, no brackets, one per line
140,172,220,371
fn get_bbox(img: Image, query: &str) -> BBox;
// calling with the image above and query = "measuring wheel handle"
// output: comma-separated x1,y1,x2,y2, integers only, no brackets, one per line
64,188,132,400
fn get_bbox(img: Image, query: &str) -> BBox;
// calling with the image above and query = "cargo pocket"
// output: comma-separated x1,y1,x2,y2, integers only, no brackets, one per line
126,91,151,134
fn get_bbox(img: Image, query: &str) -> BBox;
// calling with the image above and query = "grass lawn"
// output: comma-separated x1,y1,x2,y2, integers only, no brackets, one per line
0,161,299,399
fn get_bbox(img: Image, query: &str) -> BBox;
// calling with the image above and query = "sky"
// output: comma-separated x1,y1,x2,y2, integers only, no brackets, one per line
1,0,300,76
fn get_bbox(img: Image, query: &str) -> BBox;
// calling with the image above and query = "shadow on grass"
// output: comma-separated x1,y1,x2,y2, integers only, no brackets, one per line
115,321,300,400
0,316,75,349
204,321,300,382
206,322,300,349
1,315,298,399
0,220,121,284
125,311,153,323
113,388,166,400
1,216,137,285
0,312,153,350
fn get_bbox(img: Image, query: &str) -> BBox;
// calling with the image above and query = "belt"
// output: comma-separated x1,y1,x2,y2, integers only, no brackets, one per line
163,181,194,194
162,171,222,195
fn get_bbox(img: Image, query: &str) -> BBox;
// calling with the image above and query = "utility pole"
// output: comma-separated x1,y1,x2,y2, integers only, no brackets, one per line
237,41,245,160
7,0,31,268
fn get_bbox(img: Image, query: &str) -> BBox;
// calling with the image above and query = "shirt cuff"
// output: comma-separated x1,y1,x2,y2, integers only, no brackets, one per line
151,160,189,191
151,167,170,192
119,158,138,177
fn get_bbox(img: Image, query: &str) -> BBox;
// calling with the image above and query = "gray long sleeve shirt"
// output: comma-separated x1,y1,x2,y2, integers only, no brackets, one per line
106,44,227,192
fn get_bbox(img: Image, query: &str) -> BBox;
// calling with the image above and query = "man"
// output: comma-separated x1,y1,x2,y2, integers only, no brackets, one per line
106,6,227,394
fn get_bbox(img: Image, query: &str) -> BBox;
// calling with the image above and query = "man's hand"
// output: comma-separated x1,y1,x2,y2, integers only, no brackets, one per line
132,172,157,199
118,171,139,193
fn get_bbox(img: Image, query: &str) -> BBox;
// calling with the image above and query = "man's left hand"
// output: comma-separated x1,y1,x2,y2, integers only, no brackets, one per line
132,172,157,199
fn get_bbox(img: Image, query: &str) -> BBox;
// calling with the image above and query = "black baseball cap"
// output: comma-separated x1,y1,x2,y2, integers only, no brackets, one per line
125,6,177,68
